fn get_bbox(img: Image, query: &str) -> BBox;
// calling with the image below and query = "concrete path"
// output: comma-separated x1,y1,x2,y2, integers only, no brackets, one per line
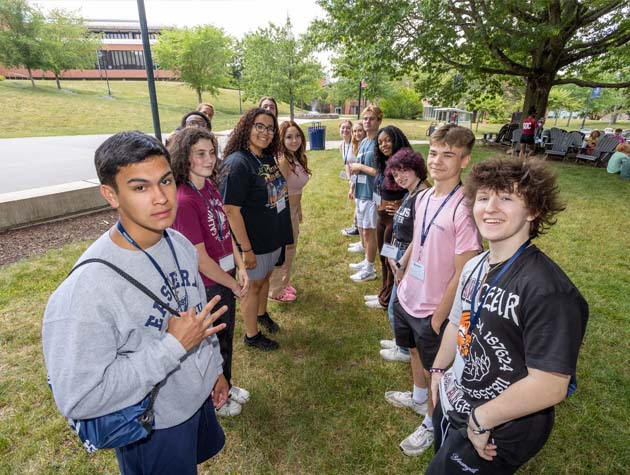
0,131,428,194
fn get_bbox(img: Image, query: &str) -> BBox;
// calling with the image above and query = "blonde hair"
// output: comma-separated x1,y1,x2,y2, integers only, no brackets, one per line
361,105,384,121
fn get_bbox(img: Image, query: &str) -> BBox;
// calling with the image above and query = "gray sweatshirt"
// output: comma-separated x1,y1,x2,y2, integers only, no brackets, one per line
42,228,223,429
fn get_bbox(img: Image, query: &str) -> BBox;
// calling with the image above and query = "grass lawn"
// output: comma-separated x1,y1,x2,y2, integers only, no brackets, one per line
2,79,628,141
1,144,628,473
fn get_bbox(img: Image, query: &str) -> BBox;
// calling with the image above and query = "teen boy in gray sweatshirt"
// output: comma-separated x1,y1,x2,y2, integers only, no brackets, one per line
43,131,229,474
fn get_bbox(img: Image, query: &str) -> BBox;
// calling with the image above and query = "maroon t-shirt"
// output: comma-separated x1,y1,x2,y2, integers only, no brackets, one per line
172,179,233,287
522,117,538,136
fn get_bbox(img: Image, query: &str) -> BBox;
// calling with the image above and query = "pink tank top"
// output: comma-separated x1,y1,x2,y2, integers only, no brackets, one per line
287,162,310,196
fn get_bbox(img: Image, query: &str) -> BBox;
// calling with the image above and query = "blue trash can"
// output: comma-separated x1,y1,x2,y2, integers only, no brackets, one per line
308,122,326,150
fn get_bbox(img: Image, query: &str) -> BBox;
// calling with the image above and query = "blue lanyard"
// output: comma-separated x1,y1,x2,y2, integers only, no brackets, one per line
420,183,461,247
392,182,426,238
468,240,531,334
116,221,189,311
249,150,264,168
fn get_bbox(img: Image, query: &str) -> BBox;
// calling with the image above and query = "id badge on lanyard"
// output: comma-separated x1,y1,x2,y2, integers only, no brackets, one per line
380,243,398,259
219,254,235,272
357,174,367,184
276,196,286,213
372,192,382,205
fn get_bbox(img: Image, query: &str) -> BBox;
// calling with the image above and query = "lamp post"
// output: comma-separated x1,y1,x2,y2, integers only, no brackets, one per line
97,50,112,97
137,0,162,141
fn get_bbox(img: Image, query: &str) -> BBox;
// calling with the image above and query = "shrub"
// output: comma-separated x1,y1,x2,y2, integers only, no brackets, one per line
380,87,423,119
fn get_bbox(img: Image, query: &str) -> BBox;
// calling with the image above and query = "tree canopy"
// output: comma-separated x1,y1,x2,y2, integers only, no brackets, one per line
43,9,101,90
239,18,323,120
154,25,234,103
313,0,630,122
0,0,47,87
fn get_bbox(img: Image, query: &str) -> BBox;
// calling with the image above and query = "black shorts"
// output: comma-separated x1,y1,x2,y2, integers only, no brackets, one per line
427,402,555,475
520,134,535,144
392,296,448,371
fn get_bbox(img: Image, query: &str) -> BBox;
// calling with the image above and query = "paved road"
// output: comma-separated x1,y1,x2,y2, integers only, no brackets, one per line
0,128,428,194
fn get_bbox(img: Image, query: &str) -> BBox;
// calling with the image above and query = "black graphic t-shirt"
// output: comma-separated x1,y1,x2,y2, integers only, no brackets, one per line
392,187,430,246
221,150,293,254
440,245,589,418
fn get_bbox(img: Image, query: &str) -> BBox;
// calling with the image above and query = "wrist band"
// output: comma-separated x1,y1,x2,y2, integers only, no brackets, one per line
469,406,492,435
429,367,445,374
240,247,252,253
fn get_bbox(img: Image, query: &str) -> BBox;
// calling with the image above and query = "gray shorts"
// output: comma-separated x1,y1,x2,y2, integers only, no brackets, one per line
355,198,377,229
247,247,282,281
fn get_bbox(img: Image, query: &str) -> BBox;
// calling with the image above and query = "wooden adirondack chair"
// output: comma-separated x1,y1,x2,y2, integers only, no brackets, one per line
575,134,619,166
544,131,570,160
546,131,583,161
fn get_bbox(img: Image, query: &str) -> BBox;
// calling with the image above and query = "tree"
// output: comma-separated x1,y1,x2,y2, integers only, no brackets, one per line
547,87,582,126
313,0,630,123
240,18,323,120
154,25,234,103
43,9,101,90
0,0,46,87
380,86,423,119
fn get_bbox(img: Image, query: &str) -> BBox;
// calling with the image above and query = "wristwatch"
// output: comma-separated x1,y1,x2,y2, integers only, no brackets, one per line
395,261,402,269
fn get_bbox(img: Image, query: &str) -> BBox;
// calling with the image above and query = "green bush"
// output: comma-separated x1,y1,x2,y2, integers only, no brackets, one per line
380,87,423,119
0,75,5,81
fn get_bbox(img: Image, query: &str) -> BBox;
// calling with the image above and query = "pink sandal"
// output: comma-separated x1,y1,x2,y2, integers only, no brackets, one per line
269,289,296,302
285,285,297,295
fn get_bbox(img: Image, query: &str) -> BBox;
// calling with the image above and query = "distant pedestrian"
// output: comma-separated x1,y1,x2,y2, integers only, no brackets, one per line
519,106,537,158
259,96,278,118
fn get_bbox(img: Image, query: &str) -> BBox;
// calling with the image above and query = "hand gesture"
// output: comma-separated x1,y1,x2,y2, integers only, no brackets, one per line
167,295,227,352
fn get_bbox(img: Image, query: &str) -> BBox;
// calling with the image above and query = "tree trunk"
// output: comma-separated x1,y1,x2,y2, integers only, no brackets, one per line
521,74,554,125
289,95,295,121
554,114,558,126
566,113,572,127
27,67,35,88
55,74,61,90
196,88,202,104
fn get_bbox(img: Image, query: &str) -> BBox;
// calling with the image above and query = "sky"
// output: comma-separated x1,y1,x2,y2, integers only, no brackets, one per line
34,0,327,38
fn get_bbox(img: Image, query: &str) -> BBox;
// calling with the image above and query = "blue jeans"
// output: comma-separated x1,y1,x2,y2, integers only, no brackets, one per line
388,282,409,356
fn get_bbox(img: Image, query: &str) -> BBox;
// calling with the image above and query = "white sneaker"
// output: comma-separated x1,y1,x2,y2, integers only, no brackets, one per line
384,391,427,415
364,294,379,301
348,243,365,253
349,260,368,270
380,346,411,362
399,424,434,456
365,299,386,309
380,338,396,349
229,385,250,405
216,398,242,417
350,269,377,282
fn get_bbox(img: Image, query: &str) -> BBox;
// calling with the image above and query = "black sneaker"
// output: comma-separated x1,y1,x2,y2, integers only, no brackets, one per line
341,226,359,236
243,332,279,351
257,313,280,333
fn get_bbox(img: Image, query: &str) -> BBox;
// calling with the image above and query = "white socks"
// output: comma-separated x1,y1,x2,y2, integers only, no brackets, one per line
412,385,428,404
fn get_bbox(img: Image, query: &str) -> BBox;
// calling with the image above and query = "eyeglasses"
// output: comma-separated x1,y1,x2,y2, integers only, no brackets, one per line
253,122,275,134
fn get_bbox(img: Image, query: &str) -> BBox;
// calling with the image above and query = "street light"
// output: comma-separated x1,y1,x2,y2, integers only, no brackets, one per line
96,50,112,97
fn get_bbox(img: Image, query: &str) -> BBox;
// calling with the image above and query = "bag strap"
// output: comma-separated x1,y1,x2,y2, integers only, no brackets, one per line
67,258,179,423
69,258,181,316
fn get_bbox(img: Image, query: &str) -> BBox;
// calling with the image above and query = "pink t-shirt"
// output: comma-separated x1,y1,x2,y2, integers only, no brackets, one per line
397,186,481,318
286,162,310,196
172,179,233,287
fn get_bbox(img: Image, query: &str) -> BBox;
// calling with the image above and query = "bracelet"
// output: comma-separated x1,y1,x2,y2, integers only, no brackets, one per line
240,247,252,253
469,407,492,435
429,367,446,374
395,261,402,269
